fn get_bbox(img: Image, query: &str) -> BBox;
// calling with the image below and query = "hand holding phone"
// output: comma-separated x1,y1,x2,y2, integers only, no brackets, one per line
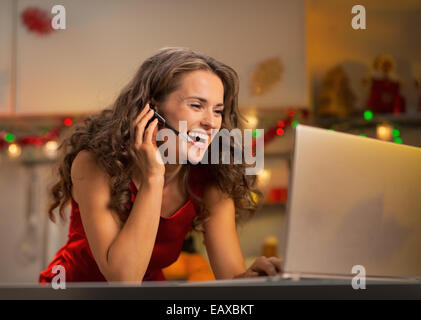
146,103,193,143
146,104,165,128
133,104,165,178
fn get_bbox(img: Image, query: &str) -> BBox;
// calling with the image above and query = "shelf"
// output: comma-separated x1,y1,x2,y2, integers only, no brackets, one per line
315,113,421,130
257,203,287,213
263,151,292,159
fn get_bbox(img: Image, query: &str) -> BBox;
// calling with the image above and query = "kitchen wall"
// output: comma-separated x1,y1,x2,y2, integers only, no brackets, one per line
1,0,308,115
0,0,13,114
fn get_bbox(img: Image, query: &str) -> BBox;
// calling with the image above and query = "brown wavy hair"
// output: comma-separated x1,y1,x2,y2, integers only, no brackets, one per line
48,47,262,230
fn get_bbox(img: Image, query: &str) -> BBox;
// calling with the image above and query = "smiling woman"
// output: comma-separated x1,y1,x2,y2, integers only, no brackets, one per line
153,69,225,164
39,47,281,284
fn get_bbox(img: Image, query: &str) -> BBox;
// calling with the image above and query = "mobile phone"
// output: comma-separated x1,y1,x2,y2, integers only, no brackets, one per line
145,104,193,143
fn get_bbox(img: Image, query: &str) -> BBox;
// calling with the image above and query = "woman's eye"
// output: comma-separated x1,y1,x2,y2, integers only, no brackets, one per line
190,104,201,108
214,110,224,115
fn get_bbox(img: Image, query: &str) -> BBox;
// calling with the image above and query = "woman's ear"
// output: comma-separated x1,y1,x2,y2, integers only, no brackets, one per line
149,98,158,110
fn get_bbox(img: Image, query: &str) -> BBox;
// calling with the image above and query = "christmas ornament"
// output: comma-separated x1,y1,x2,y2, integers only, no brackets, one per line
317,65,356,118
268,187,288,204
366,55,405,114
250,57,283,96
21,7,54,35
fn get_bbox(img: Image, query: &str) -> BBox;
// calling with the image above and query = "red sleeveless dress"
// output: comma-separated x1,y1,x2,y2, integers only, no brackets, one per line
39,168,203,283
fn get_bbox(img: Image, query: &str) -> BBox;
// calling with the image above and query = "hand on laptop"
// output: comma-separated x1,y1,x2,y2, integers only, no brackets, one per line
233,256,282,278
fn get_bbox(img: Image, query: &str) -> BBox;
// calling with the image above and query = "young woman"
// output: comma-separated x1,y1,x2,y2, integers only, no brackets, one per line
39,47,282,283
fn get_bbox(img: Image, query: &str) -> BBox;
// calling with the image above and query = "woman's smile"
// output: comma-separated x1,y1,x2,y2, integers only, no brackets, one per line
187,129,212,149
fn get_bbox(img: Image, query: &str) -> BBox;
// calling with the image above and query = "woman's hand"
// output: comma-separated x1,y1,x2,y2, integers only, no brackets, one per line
133,103,165,179
234,256,282,278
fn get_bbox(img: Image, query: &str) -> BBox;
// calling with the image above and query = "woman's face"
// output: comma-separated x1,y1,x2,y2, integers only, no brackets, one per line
157,70,224,163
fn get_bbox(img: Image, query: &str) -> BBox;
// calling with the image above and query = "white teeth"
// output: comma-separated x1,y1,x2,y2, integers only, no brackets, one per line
188,131,208,142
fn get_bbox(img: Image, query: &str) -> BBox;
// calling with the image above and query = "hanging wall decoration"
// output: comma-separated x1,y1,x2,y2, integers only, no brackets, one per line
21,7,55,36
250,57,283,96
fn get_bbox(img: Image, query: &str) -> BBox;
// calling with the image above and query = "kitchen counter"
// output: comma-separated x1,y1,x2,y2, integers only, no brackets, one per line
2,277,421,300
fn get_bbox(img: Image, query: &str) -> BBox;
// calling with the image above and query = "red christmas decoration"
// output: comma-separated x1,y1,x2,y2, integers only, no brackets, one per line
276,128,284,136
0,118,71,151
366,78,406,114
268,187,288,204
21,7,54,35
251,108,309,154
64,118,73,126
365,55,406,114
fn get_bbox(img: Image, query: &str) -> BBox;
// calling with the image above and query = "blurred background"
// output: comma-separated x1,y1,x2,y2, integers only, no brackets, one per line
0,0,420,283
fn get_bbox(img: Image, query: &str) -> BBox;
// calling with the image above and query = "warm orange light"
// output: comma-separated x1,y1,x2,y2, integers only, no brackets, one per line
44,140,58,159
8,144,21,158
376,123,393,141
257,169,271,188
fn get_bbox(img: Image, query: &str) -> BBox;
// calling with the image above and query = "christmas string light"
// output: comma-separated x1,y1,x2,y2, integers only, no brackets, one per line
364,110,374,121
0,126,62,150
328,113,405,144
251,108,309,154
0,117,75,159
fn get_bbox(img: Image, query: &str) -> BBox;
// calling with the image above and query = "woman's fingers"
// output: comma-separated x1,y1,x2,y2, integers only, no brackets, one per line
135,109,155,146
134,103,151,126
233,257,282,279
248,271,260,278
152,121,159,145
252,256,278,276
233,270,259,279
267,257,283,273
145,118,158,145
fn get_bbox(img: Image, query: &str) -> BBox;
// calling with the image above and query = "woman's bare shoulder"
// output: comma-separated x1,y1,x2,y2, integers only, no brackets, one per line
202,184,231,205
71,150,109,202
71,150,100,179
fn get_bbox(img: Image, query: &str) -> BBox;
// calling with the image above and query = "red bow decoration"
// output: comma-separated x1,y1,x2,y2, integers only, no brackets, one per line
21,7,54,35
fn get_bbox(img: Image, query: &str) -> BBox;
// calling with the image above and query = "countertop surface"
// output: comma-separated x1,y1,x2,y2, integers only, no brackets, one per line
2,277,421,299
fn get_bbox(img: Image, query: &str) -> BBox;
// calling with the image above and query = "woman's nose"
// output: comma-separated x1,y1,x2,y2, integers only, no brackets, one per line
201,109,217,129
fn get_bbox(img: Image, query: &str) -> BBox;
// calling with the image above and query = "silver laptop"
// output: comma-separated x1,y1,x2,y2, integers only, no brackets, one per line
282,124,421,281
184,124,421,286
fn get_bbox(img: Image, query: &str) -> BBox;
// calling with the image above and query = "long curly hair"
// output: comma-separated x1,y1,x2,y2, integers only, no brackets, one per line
48,47,262,230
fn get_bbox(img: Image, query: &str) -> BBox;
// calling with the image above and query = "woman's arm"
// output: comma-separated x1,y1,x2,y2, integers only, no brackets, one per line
73,105,164,283
202,186,246,279
72,150,164,283
203,186,282,279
